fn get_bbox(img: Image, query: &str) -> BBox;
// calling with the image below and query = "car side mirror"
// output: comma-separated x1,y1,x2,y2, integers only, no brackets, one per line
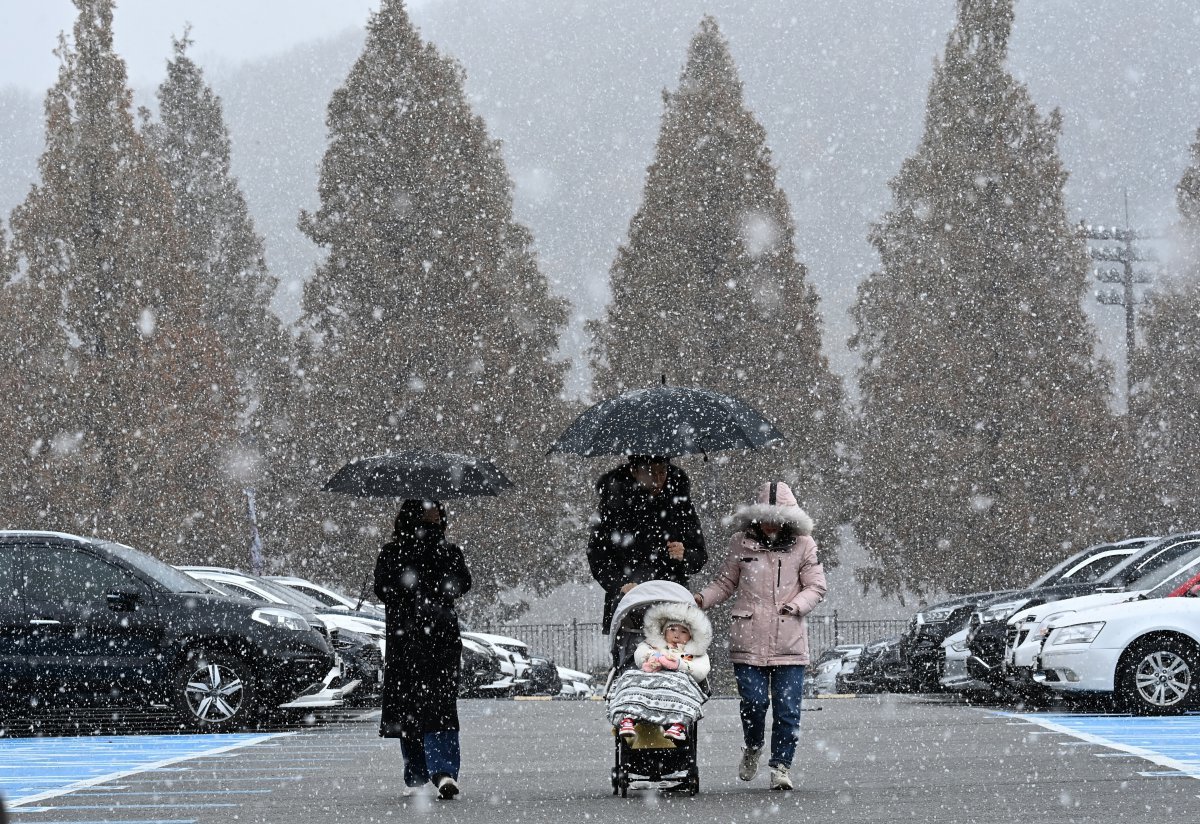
106,589,141,611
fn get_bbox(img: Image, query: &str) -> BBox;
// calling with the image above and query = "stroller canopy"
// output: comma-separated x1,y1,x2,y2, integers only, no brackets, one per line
610,580,695,635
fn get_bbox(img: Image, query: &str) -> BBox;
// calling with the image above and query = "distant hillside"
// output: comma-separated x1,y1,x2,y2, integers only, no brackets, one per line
5,0,1198,396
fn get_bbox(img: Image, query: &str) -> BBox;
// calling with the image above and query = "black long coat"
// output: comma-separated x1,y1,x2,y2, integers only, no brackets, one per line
373,524,471,739
586,463,707,632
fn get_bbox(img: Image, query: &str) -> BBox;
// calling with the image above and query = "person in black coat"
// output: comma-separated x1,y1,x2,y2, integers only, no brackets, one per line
587,455,708,633
374,499,471,800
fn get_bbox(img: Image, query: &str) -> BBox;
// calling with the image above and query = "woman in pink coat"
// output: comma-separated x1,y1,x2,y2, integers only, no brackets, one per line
695,481,827,791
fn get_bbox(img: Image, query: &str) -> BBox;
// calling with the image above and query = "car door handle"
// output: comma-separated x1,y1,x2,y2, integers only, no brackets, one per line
30,619,62,625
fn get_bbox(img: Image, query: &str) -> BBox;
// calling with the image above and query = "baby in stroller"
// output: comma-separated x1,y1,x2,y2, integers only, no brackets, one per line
607,586,712,742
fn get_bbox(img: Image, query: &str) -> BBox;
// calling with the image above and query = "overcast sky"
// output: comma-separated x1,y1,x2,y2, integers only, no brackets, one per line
0,0,418,94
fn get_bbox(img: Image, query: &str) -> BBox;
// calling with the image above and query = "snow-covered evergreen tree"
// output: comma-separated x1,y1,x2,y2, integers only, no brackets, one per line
2,0,242,560
143,32,297,568
285,0,576,610
1129,129,1200,533
144,32,292,429
589,16,849,564
850,0,1122,596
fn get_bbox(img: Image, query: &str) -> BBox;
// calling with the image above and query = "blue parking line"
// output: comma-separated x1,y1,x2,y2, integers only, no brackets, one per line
1003,712,1200,779
0,732,290,807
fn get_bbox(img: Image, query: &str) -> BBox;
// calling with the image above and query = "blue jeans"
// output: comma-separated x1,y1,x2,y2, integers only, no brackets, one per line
733,664,806,769
400,731,461,786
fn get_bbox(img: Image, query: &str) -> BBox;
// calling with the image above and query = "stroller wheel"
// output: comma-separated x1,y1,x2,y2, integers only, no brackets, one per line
611,766,619,794
618,770,630,798
687,765,700,796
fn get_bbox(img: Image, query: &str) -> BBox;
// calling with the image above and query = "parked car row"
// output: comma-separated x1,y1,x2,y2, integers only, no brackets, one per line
0,530,596,734
265,574,596,699
812,531,1200,713
0,531,340,732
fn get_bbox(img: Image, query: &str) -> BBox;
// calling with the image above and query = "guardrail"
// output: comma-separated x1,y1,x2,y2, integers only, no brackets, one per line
479,612,910,674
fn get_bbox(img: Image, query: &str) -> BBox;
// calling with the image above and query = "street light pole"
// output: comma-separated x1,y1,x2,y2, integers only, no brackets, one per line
1080,222,1158,406
245,487,264,575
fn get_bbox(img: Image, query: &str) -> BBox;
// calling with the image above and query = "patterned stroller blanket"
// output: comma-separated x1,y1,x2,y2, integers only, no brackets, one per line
607,669,707,727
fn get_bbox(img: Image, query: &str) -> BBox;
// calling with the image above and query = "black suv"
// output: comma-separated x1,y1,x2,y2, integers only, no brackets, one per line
0,531,335,730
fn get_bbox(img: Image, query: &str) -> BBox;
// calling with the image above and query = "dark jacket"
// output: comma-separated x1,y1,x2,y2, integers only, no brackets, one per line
587,463,707,632
374,518,471,738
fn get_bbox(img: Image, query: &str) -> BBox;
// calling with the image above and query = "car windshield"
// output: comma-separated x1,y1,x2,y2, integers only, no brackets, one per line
241,575,329,611
1027,539,1155,588
281,582,347,608
1140,542,1200,594
1054,549,1137,584
101,541,211,594
199,578,247,599
1112,537,1200,586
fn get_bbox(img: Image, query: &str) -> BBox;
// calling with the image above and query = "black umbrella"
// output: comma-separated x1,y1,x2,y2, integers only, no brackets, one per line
322,449,514,499
548,385,785,458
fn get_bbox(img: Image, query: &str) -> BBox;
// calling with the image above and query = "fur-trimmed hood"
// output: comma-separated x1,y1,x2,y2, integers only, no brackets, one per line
641,601,713,655
732,481,813,535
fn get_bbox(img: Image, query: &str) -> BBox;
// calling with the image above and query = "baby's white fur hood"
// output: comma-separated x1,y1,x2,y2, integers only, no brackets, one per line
641,601,713,656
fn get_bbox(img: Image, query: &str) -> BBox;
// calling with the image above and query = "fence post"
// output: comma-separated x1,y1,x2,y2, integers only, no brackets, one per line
572,618,579,671
834,609,840,645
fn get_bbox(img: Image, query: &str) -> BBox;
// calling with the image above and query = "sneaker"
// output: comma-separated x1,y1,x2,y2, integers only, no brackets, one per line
663,723,687,741
618,717,636,739
738,746,762,781
434,775,459,800
769,765,793,791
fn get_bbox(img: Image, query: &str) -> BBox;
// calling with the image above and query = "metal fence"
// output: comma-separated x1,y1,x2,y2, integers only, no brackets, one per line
479,611,909,675
807,612,910,655
478,620,610,674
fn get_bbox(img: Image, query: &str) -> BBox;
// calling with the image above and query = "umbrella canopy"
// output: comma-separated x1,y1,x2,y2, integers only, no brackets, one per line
321,449,514,499
548,385,785,458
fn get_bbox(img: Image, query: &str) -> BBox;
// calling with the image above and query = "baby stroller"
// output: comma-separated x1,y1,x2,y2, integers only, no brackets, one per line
605,581,708,797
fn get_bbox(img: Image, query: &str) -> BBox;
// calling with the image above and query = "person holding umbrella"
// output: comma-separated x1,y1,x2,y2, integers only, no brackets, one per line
373,498,472,800
587,454,708,634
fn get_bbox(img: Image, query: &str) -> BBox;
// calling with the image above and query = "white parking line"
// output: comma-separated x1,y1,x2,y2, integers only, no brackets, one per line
1001,712,1200,780
4,733,293,807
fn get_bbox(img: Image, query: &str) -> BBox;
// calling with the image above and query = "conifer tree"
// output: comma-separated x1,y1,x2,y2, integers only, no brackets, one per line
849,0,1122,596
589,17,849,564
286,0,575,610
3,0,242,560
144,32,292,430
1129,128,1200,532
143,32,296,566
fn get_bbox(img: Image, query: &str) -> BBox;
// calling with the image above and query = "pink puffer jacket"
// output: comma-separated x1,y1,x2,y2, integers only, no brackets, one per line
696,482,827,666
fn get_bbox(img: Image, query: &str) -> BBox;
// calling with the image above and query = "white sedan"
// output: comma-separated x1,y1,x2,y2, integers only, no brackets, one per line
1036,596,1200,713
1007,556,1200,687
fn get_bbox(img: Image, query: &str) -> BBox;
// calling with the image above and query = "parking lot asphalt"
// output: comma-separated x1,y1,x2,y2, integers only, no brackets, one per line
4,695,1200,823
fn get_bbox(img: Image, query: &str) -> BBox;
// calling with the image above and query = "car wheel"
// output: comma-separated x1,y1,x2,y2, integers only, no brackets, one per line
172,651,254,730
1118,635,1200,715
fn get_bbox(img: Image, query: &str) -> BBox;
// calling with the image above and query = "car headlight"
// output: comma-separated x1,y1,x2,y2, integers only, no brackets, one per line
1036,611,1075,638
252,607,311,632
1049,621,1105,646
922,606,955,623
980,599,1029,624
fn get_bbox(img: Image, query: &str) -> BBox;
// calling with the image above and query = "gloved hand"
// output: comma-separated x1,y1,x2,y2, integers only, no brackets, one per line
642,658,662,672
658,654,680,671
